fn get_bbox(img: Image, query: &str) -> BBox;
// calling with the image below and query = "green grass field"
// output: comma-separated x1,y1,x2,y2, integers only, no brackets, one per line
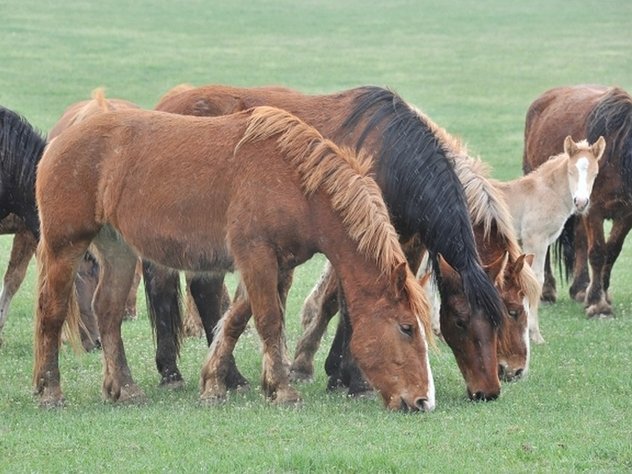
1,0,631,471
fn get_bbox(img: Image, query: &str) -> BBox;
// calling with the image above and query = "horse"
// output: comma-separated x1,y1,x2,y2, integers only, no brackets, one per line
33,106,435,411
150,84,508,400
496,136,605,332
294,123,541,386
523,85,631,318
0,93,140,350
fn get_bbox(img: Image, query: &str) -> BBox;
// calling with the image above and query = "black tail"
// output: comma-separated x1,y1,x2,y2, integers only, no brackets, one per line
342,87,505,328
551,215,577,282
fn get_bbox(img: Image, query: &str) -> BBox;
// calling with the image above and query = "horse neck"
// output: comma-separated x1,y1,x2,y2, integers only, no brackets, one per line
504,155,573,212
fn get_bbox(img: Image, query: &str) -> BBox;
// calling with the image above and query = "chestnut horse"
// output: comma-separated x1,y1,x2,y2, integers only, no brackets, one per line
523,85,631,318
150,84,507,401
496,136,605,334
0,93,140,350
294,120,541,386
34,106,435,411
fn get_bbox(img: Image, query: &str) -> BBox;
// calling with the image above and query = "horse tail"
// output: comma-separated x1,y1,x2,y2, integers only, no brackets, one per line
551,215,576,282
142,261,183,358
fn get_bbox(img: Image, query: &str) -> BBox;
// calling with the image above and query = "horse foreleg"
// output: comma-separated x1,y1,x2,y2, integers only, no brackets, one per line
569,219,590,302
189,273,248,389
521,240,547,344
541,249,557,303
91,237,146,404
291,262,339,381
602,214,632,301
583,213,612,318
0,229,37,340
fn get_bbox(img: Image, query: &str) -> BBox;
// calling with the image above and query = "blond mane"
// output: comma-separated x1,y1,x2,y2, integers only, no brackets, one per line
410,106,541,316
238,106,432,338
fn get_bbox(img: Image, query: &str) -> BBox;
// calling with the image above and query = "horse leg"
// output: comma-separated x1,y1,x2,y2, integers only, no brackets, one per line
75,254,101,351
602,214,632,303
541,249,557,303
0,229,37,342
123,258,142,320
34,242,90,408
188,273,248,389
291,262,339,381
569,220,590,302
142,261,184,388
91,234,146,403
521,239,547,343
583,213,612,318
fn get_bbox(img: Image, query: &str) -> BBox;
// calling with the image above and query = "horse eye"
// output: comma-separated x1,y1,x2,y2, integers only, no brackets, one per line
399,323,413,337
454,319,467,330
508,309,520,319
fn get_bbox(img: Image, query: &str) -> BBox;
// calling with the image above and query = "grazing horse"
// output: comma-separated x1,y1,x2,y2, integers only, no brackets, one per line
34,106,435,411
151,84,507,400
294,122,541,385
497,136,604,332
523,85,631,318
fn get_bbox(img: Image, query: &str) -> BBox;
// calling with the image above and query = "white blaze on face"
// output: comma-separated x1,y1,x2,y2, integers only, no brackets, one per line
573,157,591,207
521,296,531,376
416,315,436,411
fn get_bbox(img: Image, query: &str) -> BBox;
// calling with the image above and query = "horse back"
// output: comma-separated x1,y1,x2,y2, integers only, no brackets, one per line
523,85,606,173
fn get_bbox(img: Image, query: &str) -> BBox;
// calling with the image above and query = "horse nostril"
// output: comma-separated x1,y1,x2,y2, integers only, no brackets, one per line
514,368,524,379
414,397,429,411
498,365,506,378
470,390,500,402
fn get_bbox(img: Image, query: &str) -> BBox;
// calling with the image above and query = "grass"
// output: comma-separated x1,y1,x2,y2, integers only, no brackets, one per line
1,0,632,471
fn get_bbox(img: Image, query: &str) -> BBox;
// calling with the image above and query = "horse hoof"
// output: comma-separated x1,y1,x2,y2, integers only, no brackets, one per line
272,386,302,406
159,371,185,389
289,366,314,383
117,384,148,405
200,391,227,406
38,394,65,409
540,291,557,304
586,303,613,319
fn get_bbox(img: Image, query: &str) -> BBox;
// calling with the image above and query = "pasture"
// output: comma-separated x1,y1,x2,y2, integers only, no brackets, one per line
1,0,631,471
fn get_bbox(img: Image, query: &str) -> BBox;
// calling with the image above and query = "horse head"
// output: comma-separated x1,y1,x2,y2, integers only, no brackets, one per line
565,135,606,214
436,255,501,401
493,253,534,382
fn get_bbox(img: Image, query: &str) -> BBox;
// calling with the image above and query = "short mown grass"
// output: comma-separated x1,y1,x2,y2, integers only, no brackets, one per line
1,0,631,471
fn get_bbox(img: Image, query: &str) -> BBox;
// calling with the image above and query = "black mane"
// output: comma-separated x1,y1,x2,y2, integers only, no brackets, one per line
587,86,632,196
0,106,47,237
341,86,504,327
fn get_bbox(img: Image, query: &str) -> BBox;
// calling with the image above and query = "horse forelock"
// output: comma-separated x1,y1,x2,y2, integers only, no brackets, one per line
240,106,433,337
587,86,632,195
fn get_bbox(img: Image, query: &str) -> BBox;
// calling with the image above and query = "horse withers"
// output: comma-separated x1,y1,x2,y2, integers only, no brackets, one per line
524,85,628,318
34,106,435,411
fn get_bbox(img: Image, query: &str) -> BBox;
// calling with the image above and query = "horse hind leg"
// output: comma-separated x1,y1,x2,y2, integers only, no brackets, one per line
91,231,147,404
34,240,91,408
123,258,142,320
291,261,339,382
0,228,37,343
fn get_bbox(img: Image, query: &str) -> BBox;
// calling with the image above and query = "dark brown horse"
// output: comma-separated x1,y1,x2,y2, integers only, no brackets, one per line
34,106,435,411
523,85,632,318
150,84,508,400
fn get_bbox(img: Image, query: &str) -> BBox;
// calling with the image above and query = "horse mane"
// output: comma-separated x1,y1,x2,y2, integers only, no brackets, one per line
238,106,432,339
0,106,46,234
425,119,541,336
587,86,632,195
340,86,505,328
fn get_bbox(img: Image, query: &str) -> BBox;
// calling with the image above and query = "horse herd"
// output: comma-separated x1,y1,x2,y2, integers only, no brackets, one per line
0,83,630,412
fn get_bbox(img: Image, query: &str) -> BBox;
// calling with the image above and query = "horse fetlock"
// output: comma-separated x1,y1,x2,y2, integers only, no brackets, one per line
159,369,185,389
289,355,314,382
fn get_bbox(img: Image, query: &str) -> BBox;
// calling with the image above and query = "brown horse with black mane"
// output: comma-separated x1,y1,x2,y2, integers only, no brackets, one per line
34,106,434,411
524,85,632,318
150,84,526,401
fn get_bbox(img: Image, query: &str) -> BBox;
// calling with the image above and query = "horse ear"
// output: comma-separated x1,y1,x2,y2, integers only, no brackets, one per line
523,253,535,268
418,271,432,289
391,261,409,300
592,136,606,161
484,251,508,288
563,135,578,156
436,254,461,286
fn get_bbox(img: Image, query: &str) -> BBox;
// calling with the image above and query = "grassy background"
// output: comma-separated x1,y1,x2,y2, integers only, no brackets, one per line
1,0,631,471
